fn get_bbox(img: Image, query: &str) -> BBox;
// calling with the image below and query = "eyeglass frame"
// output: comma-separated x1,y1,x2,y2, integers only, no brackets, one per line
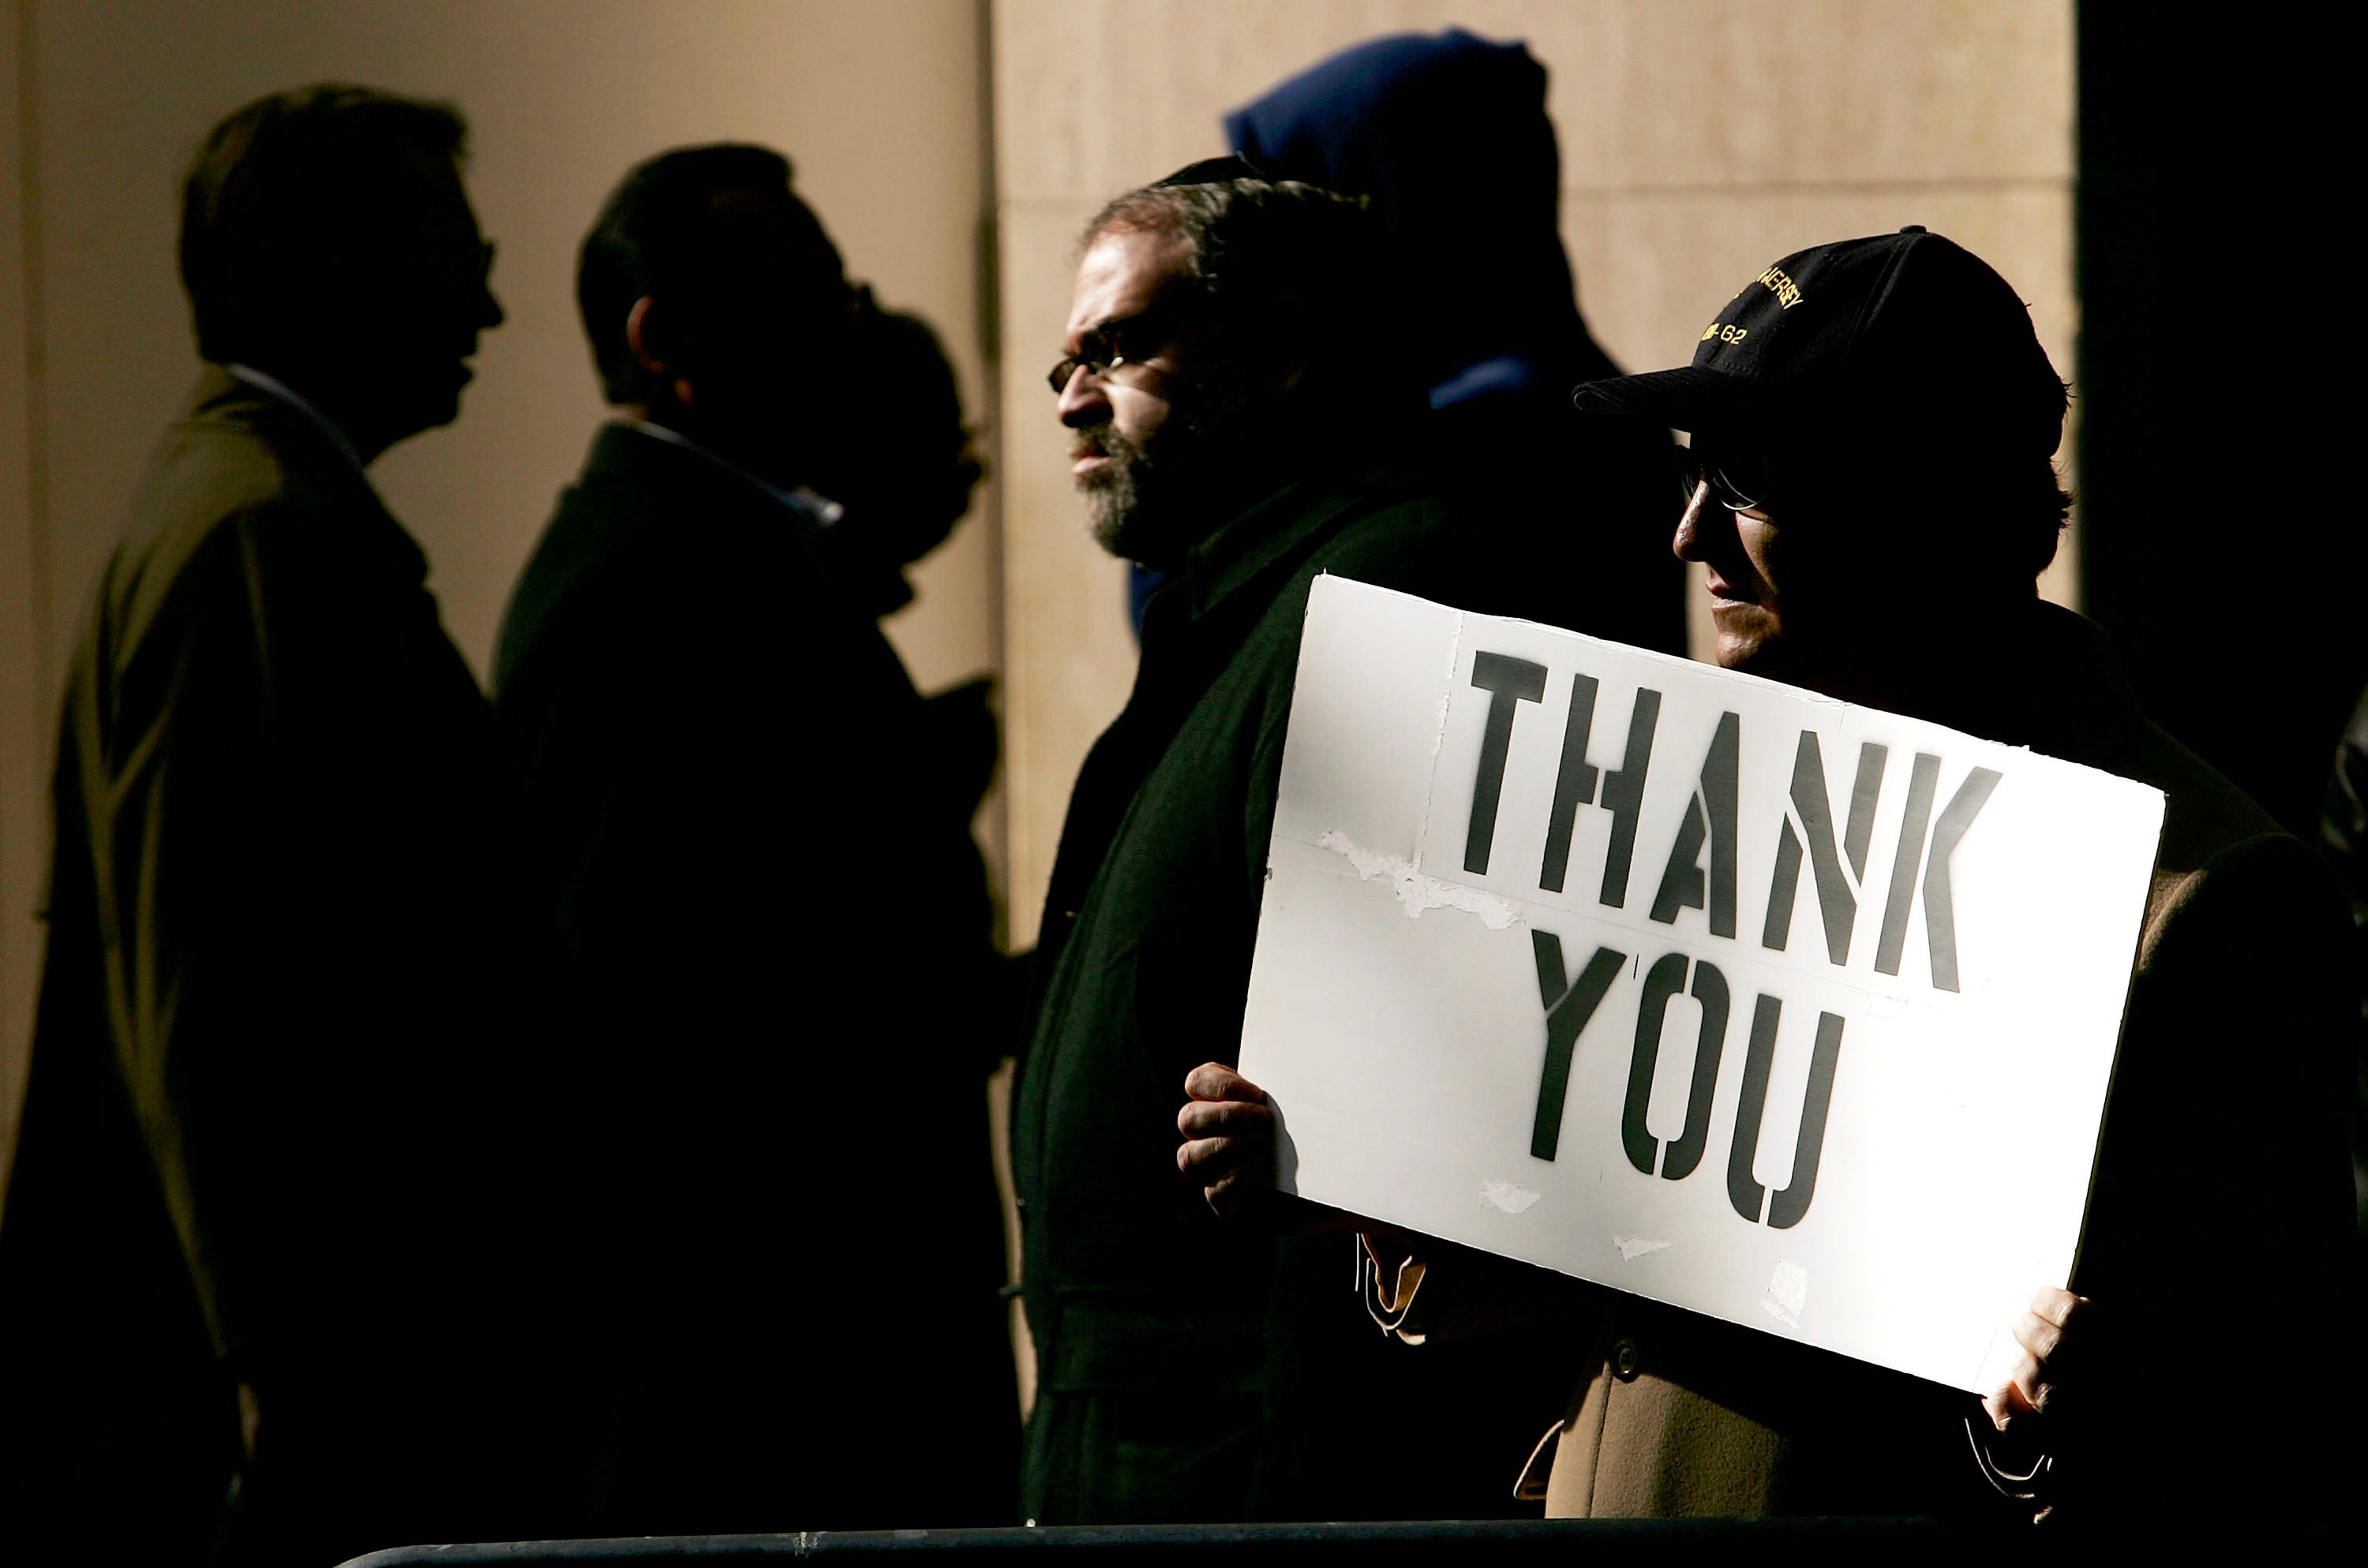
1045,304,1196,397
1678,439,1775,515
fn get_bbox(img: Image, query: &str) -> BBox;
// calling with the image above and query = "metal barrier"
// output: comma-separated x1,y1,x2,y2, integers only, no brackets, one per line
344,1517,1965,1564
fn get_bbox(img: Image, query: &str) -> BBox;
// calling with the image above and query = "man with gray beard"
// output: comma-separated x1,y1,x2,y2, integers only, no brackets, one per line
1012,163,1600,1524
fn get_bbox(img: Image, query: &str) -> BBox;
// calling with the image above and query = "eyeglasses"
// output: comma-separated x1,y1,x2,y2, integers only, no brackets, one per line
1046,309,1183,395
1678,440,1774,514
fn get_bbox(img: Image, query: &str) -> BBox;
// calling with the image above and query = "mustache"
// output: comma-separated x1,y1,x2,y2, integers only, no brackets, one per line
1070,426,1145,466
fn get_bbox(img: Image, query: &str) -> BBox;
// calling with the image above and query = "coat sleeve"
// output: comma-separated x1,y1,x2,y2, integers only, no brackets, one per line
2314,683,2368,931
2051,829,2356,1514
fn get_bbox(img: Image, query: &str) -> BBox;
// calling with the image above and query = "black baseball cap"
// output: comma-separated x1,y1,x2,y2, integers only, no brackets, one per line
1573,227,2066,460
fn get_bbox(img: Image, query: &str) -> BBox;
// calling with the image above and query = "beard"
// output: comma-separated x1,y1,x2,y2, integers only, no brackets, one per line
1074,422,1155,559
1072,394,1264,569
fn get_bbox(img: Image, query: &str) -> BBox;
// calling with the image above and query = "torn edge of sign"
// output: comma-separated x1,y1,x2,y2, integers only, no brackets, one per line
1613,1235,1670,1262
1762,1259,1808,1328
1482,1180,1542,1214
1409,614,1465,858
1318,829,1518,928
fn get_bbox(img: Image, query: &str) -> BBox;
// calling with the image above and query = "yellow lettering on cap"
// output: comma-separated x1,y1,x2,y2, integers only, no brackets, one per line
1756,265,1806,310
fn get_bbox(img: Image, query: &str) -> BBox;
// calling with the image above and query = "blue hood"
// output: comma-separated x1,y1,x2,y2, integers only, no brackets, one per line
1224,28,1620,406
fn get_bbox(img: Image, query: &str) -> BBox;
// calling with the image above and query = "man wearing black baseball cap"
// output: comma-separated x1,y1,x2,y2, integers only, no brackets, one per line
1575,226,2075,705
1551,225,2358,1517
1181,228,2356,1521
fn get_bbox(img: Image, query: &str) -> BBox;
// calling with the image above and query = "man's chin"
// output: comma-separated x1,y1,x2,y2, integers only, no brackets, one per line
1714,628,1779,675
1077,455,1218,571
1088,515,1167,569
387,380,467,443
1079,484,1122,551
1080,478,1158,564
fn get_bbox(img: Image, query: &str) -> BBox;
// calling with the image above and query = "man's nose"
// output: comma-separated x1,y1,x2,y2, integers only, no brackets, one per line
1672,479,1714,563
479,283,506,331
1055,364,1107,428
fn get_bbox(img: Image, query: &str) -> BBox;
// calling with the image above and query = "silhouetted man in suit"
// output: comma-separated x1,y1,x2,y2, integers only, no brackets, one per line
494,144,1014,1533
0,84,525,1566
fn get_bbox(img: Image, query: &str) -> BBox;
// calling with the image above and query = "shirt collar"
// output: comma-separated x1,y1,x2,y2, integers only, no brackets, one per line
1180,467,1392,624
224,364,368,478
624,419,846,530
1427,353,1542,410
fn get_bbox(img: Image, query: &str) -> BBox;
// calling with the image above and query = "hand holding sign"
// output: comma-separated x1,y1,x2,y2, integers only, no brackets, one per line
1178,1065,1372,1237
1176,1063,1276,1218
1983,1284,2093,1432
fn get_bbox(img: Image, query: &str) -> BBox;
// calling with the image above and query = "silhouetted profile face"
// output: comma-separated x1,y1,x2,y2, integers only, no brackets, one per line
181,86,504,458
362,144,504,440
1055,226,1212,565
815,296,982,583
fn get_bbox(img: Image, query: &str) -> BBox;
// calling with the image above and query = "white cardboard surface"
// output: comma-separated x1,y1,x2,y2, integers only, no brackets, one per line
1237,577,2165,1393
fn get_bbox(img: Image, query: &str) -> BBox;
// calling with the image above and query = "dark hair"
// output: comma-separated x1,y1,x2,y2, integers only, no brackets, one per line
2022,378,2078,580
1084,178,1415,421
180,84,467,365
2016,459,2078,581
577,144,845,404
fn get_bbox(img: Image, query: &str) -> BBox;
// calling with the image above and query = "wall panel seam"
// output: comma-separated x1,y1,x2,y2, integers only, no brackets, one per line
14,0,45,700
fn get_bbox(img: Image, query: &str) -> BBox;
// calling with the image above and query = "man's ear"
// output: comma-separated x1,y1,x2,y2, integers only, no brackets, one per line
1260,295,1313,397
625,296,666,375
625,295,695,407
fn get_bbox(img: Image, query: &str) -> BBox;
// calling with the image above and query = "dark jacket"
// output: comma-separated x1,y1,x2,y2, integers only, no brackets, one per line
493,421,1014,1533
1014,462,1601,1525
0,369,534,1566
2311,685,2368,1264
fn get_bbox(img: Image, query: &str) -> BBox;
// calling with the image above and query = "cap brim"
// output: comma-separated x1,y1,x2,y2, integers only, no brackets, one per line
1572,366,1772,433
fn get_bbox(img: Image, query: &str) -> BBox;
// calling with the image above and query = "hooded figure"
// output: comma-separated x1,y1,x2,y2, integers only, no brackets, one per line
1141,32,1682,1521
1225,28,1684,657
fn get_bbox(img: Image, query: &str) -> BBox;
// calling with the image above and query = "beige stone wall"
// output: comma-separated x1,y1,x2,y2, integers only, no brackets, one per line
0,0,998,1190
0,2,42,1203
991,0,2076,950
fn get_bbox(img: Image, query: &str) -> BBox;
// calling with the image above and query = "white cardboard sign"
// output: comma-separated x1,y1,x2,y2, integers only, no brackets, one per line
1237,577,2164,1393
